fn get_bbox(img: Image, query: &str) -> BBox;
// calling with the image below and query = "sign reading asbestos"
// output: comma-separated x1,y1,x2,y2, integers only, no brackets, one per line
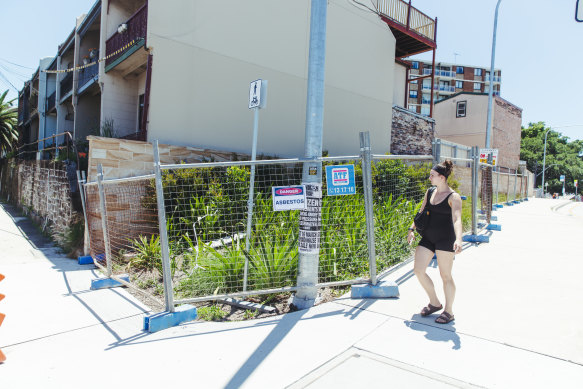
272,185,306,211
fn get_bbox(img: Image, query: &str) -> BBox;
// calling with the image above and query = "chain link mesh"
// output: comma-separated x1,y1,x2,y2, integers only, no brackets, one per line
371,158,431,275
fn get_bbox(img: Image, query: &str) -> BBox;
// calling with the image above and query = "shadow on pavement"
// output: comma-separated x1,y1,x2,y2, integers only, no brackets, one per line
405,316,461,350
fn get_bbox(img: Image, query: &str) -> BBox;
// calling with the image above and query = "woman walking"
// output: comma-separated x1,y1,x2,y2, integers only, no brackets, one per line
407,160,463,324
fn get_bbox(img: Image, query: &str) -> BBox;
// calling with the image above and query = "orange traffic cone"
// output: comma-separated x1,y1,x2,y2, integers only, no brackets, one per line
0,273,5,363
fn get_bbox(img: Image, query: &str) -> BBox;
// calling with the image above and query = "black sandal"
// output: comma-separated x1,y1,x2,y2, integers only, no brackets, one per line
420,303,443,317
435,311,455,324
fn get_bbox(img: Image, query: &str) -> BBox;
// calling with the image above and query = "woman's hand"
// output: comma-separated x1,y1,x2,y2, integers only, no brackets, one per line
407,230,415,245
453,239,463,254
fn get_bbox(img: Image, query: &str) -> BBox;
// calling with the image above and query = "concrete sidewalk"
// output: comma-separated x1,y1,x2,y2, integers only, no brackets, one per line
1,198,582,388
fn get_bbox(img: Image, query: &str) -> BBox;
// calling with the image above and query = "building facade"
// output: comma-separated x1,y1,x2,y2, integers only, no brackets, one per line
404,60,501,116
17,0,437,161
433,92,522,170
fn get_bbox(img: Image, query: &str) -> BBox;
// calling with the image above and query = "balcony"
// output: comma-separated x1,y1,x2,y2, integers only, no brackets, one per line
46,91,56,113
375,0,436,58
105,3,148,73
485,76,502,83
423,68,454,78
60,72,73,99
421,84,455,92
78,64,98,92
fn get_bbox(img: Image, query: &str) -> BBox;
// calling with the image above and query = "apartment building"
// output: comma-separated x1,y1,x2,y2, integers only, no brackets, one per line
403,60,502,116
18,0,437,161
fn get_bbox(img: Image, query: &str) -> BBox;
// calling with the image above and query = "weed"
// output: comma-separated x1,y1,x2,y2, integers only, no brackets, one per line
197,304,227,321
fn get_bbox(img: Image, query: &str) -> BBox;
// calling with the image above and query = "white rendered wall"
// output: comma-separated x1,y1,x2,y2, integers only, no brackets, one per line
146,0,396,157
393,62,407,109
434,94,489,148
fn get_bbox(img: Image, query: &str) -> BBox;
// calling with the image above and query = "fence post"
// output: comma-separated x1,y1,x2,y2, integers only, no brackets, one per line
471,146,479,235
513,168,518,201
495,167,500,204
152,141,175,313
360,132,377,285
76,170,90,254
433,138,441,165
96,164,112,277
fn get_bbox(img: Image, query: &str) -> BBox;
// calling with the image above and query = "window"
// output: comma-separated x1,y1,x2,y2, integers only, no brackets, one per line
456,66,464,74
409,90,418,98
474,68,483,76
421,106,430,116
411,61,419,69
455,80,463,89
473,82,481,91
484,86,490,93
456,101,467,118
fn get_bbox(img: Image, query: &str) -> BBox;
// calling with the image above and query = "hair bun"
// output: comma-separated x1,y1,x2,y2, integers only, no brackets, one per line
443,160,453,175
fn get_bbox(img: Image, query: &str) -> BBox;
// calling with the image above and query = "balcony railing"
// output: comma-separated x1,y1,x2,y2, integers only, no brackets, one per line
78,64,98,90
423,68,454,78
106,3,147,67
485,76,502,83
422,84,455,92
376,0,435,42
60,72,73,98
46,91,56,112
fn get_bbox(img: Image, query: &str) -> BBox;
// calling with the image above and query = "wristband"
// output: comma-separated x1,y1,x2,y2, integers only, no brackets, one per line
408,227,415,231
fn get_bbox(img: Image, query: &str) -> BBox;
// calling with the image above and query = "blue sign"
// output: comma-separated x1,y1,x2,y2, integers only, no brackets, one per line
325,165,356,196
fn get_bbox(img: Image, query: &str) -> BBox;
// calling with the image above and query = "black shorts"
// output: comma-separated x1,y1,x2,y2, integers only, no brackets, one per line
418,236,455,253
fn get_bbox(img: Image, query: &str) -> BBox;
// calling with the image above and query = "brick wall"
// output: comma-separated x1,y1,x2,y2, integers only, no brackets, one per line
492,97,522,170
391,106,435,155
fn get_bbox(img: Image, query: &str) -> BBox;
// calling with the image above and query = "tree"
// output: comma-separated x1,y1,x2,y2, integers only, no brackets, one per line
520,122,583,193
0,90,18,156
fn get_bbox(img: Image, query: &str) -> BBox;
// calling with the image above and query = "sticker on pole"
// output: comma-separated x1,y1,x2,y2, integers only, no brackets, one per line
325,165,356,196
249,79,262,109
272,185,306,211
299,183,322,254
479,148,498,166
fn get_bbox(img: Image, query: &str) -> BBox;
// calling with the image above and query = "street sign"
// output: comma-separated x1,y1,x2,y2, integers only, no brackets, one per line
325,165,356,196
577,0,583,22
479,148,498,166
249,79,268,109
272,185,306,211
575,179,578,187
560,175,565,182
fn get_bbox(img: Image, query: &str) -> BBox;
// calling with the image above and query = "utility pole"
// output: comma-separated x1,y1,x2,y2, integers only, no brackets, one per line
292,0,327,310
485,0,502,150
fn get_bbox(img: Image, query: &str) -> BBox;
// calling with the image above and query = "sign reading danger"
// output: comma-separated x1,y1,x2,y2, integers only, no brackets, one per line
272,185,306,211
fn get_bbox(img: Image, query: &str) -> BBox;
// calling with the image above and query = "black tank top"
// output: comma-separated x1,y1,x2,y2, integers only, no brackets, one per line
424,187,455,243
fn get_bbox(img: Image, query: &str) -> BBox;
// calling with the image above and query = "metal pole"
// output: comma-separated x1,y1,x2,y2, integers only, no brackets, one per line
495,167,500,204
243,107,260,292
96,164,112,277
485,0,502,148
513,168,518,201
76,170,90,253
293,0,327,310
153,141,175,312
542,128,551,196
471,146,478,235
360,132,377,285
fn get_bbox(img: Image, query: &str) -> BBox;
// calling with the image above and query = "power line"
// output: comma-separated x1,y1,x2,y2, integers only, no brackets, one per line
0,58,34,70
0,70,19,92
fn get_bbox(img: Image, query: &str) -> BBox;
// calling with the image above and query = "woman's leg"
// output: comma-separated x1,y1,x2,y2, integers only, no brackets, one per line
435,250,456,315
414,245,440,306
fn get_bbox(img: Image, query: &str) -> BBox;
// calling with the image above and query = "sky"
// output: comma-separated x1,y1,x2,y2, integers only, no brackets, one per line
1,0,582,141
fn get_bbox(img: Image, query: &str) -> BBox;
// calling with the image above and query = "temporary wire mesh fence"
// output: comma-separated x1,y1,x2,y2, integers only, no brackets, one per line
371,156,432,276
159,160,304,302
84,176,163,304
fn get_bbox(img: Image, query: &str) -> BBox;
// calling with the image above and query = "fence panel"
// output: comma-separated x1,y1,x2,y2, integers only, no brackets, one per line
161,161,304,303
371,156,432,276
85,176,163,304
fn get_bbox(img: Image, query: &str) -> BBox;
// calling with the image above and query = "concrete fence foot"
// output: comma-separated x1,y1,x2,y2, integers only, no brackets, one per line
143,305,197,333
351,280,399,299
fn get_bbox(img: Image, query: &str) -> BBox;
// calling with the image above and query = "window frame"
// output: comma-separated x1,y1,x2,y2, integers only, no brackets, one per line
473,82,481,91
456,66,464,74
455,80,463,89
456,101,467,118
474,68,483,76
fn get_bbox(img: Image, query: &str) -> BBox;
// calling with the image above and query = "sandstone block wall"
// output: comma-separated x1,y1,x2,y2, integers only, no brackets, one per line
391,106,434,155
